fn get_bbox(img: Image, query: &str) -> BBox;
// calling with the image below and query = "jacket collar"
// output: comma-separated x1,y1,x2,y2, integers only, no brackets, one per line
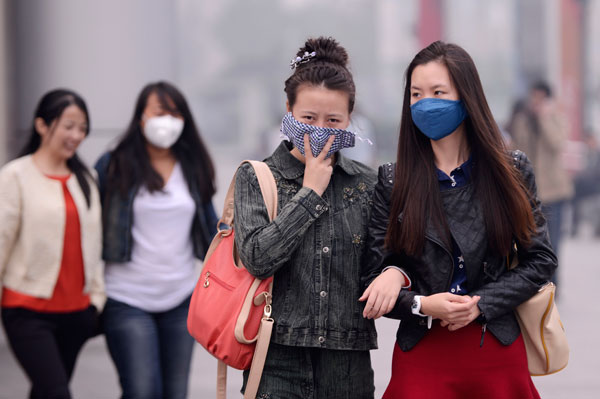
271,140,362,180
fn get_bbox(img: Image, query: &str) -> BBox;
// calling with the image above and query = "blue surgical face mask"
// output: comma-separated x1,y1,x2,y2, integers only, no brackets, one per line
410,98,468,141
280,112,356,158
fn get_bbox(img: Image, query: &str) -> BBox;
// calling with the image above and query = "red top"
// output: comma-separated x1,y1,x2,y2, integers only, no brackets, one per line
2,174,90,312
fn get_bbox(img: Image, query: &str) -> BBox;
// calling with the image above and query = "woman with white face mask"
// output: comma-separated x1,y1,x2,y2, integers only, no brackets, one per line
94,82,217,399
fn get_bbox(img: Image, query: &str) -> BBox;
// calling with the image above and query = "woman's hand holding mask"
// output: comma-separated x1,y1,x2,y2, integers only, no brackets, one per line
302,134,335,197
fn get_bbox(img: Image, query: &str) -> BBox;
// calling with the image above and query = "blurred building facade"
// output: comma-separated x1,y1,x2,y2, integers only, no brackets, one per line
0,0,598,171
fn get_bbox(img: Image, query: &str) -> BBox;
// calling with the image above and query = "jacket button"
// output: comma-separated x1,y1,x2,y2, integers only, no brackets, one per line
322,246,330,253
318,336,326,343
316,204,322,211
320,291,327,298
419,319,426,326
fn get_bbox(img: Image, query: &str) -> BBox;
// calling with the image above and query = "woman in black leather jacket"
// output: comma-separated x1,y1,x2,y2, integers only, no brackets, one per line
359,41,556,398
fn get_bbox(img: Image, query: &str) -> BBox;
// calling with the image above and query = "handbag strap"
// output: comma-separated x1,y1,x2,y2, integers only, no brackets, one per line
216,160,277,399
216,318,274,399
246,160,278,221
219,160,278,228
244,317,274,399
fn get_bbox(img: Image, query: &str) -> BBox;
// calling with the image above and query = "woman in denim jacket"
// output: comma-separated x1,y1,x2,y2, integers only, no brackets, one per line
94,81,217,399
234,37,377,399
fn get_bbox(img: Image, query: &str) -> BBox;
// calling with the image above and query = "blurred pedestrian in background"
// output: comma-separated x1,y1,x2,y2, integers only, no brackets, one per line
95,81,218,399
361,41,556,399
234,37,378,398
571,130,600,237
507,81,573,267
0,89,105,399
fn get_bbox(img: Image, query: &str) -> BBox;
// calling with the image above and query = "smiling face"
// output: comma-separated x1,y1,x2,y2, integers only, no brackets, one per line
287,84,351,129
35,104,88,161
409,60,460,105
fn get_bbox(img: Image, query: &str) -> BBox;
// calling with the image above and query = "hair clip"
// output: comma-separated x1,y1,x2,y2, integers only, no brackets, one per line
290,51,317,70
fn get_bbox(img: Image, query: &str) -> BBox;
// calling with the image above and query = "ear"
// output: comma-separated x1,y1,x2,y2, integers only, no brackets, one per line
286,101,291,113
34,117,48,137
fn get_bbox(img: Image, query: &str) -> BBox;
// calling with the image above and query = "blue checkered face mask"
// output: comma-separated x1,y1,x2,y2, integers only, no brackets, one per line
280,112,356,158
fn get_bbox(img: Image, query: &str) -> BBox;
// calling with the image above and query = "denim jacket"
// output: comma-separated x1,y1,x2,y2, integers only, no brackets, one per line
94,152,218,262
234,141,378,350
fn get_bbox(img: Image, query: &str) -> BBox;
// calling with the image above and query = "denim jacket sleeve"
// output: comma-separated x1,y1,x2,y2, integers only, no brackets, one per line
470,151,558,321
203,201,218,238
233,162,329,279
94,151,112,203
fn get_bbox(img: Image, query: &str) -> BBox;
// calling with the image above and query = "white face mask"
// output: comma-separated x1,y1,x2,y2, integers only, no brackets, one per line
142,115,184,149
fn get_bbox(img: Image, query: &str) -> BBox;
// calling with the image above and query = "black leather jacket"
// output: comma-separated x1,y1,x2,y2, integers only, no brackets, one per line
361,150,557,351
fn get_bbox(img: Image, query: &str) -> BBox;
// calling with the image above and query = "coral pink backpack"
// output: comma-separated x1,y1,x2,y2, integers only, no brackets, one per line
187,161,277,399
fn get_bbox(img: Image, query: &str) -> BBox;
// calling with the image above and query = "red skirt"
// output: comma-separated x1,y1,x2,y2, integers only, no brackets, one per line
383,322,540,399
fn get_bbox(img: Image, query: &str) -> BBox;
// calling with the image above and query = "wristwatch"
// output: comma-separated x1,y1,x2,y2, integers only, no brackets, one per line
411,295,433,329
411,295,426,317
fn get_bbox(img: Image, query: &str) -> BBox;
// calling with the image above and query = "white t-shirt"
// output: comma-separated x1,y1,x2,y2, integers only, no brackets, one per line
104,162,197,312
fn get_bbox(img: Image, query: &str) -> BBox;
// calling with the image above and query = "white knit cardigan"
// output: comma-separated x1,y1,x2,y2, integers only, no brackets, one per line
0,155,105,310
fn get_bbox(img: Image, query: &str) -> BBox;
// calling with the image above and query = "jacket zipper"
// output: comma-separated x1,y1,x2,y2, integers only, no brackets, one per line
480,323,487,347
424,233,455,289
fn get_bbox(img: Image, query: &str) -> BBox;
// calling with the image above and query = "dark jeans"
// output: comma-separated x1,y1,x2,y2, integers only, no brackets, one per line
542,200,565,286
1,306,98,399
102,296,194,399
241,342,374,399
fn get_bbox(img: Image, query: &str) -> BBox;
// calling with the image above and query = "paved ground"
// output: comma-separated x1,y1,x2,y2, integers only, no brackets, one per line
1,234,599,398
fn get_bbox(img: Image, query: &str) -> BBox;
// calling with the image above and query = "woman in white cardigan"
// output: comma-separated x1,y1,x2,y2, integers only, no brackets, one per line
0,89,105,399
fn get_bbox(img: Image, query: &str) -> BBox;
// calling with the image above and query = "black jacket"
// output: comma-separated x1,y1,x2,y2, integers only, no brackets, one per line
361,150,557,351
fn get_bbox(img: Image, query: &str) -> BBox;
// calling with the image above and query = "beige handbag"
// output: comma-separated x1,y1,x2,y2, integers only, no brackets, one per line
508,256,569,375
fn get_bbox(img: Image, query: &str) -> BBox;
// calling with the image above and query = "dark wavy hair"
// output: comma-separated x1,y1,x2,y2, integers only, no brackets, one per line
386,41,536,256
106,81,215,202
284,36,355,112
20,89,92,207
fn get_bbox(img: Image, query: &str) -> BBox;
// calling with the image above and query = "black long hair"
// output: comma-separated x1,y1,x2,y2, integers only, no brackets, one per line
106,81,216,202
20,89,93,207
386,41,536,257
284,36,356,113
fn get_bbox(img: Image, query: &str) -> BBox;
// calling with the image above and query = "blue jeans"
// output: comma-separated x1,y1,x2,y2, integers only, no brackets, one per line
542,200,565,286
103,296,194,399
